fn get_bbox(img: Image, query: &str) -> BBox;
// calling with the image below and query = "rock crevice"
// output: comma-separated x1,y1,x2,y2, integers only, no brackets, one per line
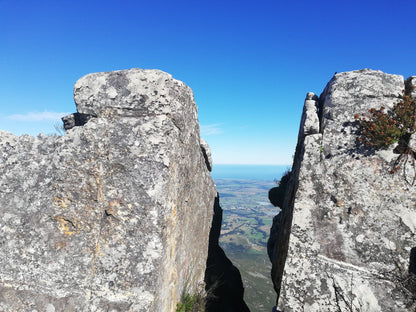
205,195,251,312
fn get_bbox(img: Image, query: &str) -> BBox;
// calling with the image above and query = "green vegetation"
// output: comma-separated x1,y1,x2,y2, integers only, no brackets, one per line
47,122,66,137
354,84,416,184
269,170,291,208
176,292,205,312
54,122,66,136
216,179,277,312
355,87,416,149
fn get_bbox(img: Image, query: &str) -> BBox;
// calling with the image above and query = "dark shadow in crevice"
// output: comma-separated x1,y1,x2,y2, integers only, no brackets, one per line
409,247,416,275
404,247,416,300
204,194,250,312
62,113,96,131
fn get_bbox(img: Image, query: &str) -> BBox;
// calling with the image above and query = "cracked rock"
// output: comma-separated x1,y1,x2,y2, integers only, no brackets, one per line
0,68,216,312
269,69,416,312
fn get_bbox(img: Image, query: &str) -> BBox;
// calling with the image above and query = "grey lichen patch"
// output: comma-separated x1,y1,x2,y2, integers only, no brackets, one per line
105,71,132,98
270,69,416,312
0,68,216,312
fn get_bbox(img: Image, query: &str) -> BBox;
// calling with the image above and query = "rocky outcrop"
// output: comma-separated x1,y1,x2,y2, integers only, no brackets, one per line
269,69,416,311
0,69,216,311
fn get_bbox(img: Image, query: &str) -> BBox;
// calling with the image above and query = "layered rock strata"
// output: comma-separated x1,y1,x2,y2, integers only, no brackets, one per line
269,69,416,311
0,69,216,311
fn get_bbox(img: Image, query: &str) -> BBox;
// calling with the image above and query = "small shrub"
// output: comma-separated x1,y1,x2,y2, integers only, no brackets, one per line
176,292,205,312
355,107,402,148
269,170,292,208
47,122,66,137
355,89,416,149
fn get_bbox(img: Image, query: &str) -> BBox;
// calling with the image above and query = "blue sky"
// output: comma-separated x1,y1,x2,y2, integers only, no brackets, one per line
1,0,416,165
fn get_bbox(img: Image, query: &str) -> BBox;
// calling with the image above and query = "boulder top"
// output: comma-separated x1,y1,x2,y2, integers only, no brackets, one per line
73,68,195,119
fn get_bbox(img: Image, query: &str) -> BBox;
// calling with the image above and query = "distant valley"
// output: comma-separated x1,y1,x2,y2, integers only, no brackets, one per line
215,179,281,312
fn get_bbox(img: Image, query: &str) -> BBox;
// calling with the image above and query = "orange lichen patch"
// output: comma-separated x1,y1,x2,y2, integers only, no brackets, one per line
336,200,344,207
54,196,72,208
107,200,120,213
54,241,67,250
109,199,121,208
56,216,78,236
94,243,102,257
171,205,177,219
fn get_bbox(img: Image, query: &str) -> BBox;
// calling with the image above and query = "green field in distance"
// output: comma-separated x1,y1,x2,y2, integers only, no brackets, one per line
215,179,280,312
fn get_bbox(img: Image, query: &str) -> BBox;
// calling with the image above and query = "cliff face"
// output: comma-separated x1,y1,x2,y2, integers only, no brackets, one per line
0,69,216,311
269,69,416,311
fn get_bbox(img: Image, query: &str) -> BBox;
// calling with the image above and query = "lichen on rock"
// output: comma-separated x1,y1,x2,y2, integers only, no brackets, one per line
0,68,217,312
269,69,416,311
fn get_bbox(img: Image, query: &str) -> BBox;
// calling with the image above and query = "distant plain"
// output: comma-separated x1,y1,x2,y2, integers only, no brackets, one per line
212,165,287,312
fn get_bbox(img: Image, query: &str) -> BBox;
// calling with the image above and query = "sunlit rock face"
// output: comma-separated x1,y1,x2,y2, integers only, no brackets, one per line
0,68,216,312
269,69,416,311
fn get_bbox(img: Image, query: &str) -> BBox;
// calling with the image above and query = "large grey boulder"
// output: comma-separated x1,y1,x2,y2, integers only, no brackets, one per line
0,68,216,311
269,69,416,311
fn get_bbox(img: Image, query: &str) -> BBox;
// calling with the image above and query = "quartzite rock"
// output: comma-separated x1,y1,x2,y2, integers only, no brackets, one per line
269,69,416,311
0,68,216,312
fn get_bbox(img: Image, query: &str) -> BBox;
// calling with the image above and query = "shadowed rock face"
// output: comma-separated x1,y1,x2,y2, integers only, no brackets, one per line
0,68,216,312
268,69,416,311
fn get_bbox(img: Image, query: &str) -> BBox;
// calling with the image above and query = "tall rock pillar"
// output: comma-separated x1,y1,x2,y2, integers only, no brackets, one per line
269,69,416,311
0,68,216,312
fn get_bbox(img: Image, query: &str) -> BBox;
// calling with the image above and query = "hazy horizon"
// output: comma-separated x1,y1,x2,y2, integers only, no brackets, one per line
211,164,289,181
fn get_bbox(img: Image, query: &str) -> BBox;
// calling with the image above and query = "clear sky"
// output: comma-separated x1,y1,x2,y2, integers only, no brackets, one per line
1,0,416,165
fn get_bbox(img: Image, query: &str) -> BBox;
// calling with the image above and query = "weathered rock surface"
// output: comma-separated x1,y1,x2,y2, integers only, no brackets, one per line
269,69,416,311
0,68,216,311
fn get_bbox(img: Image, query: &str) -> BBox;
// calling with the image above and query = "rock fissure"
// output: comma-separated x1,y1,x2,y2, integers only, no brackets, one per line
204,195,251,312
0,68,244,311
